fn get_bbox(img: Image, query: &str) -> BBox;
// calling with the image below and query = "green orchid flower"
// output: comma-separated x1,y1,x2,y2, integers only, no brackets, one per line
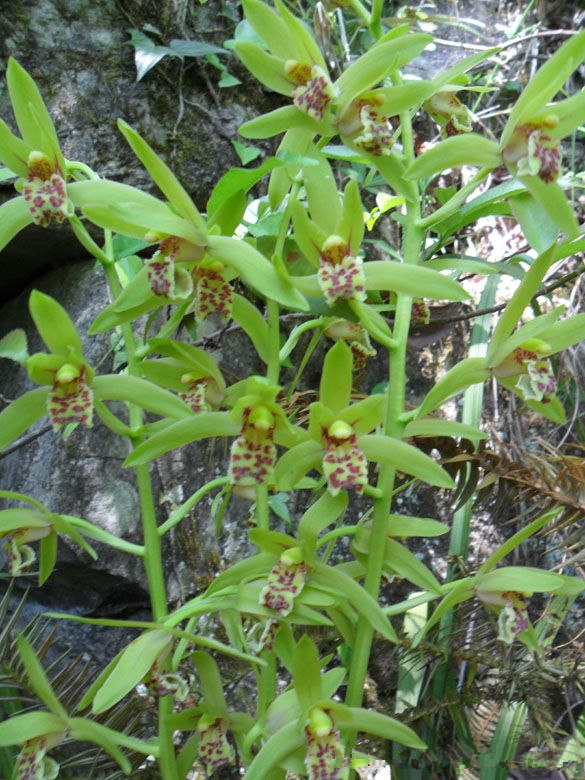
243,636,426,777
273,341,455,495
0,58,74,251
416,307,585,424
405,30,585,236
234,0,432,144
138,338,227,413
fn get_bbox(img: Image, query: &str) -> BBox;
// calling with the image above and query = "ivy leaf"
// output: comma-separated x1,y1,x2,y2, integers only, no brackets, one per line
232,140,263,165
127,29,174,81
168,39,225,57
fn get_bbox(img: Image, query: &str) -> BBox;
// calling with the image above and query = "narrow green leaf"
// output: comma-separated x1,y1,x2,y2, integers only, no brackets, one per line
387,515,449,537
360,434,455,488
312,562,398,643
93,374,193,418
320,342,352,414
124,412,240,466
68,719,131,773
416,357,490,418
548,87,585,140
298,491,348,555
38,529,58,586
17,635,68,719
0,329,28,365
433,47,500,88
92,629,172,714
208,156,282,216
6,58,64,170
238,104,330,139
338,395,385,436
76,649,125,711
364,260,471,301
509,192,558,253
275,0,327,68
0,118,30,176
29,290,83,357
0,387,50,452
147,338,225,388
205,553,276,597
477,566,570,595
234,42,293,95
404,418,487,441
0,508,51,534
117,119,207,235
519,176,579,239
333,705,427,750
191,652,227,713
292,636,323,714
501,29,585,146
487,306,564,369
242,0,298,60
232,294,270,364
404,134,501,180
0,711,67,746
303,153,341,235
542,314,585,355
0,195,33,252
244,721,303,779
412,578,474,646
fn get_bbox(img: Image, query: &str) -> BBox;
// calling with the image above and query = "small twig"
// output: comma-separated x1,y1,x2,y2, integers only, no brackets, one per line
434,28,576,52
0,425,53,461
431,263,585,326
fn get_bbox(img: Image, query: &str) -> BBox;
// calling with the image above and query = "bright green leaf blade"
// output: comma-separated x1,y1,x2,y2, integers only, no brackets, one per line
29,290,83,357
0,118,30,176
509,191,558,253
208,156,282,216
519,176,579,239
275,0,327,68
0,195,33,252
477,508,562,577
303,153,340,235
477,566,569,595
338,395,385,436
0,508,50,534
384,538,441,593
387,515,449,537
117,119,207,235
433,47,500,88
245,720,303,779
320,341,352,414
93,374,192,418
124,412,240,466
17,635,68,719
416,357,490,418
0,328,28,365
501,29,585,146
238,104,330,139
234,41,293,95
298,491,348,547
336,34,432,108
232,294,270,364
38,529,58,586
342,179,365,255
364,261,470,301
147,338,225,388
92,629,171,714
548,88,585,139
334,706,427,750
542,313,585,355
6,58,64,170
404,418,487,441
191,651,227,713
207,235,308,311
292,636,323,714
0,387,50,452
487,306,564,368
0,711,67,746
370,81,436,117
404,134,501,180
273,441,323,491
67,719,132,773
312,562,398,643
242,0,299,60
360,434,455,488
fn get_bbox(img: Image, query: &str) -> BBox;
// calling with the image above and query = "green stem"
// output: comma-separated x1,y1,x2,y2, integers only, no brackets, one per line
344,97,422,716
285,328,321,403
348,0,371,28
266,299,281,385
158,477,230,536
369,0,383,37
255,484,270,531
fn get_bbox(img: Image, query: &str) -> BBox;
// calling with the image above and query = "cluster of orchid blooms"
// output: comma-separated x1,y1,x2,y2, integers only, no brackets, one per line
1,3,585,779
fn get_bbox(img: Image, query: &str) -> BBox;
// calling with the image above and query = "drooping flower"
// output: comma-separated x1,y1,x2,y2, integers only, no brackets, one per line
411,299,431,326
22,151,72,228
144,232,202,299
324,319,377,374
197,715,234,775
305,707,349,780
259,546,307,616
502,118,562,184
259,619,280,651
497,597,529,645
493,339,557,404
47,363,94,431
1,522,52,576
322,420,368,497
423,91,473,138
317,235,366,306
337,96,395,157
178,376,209,413
228,405,277,495
147,664,190,701
16,736,61,780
